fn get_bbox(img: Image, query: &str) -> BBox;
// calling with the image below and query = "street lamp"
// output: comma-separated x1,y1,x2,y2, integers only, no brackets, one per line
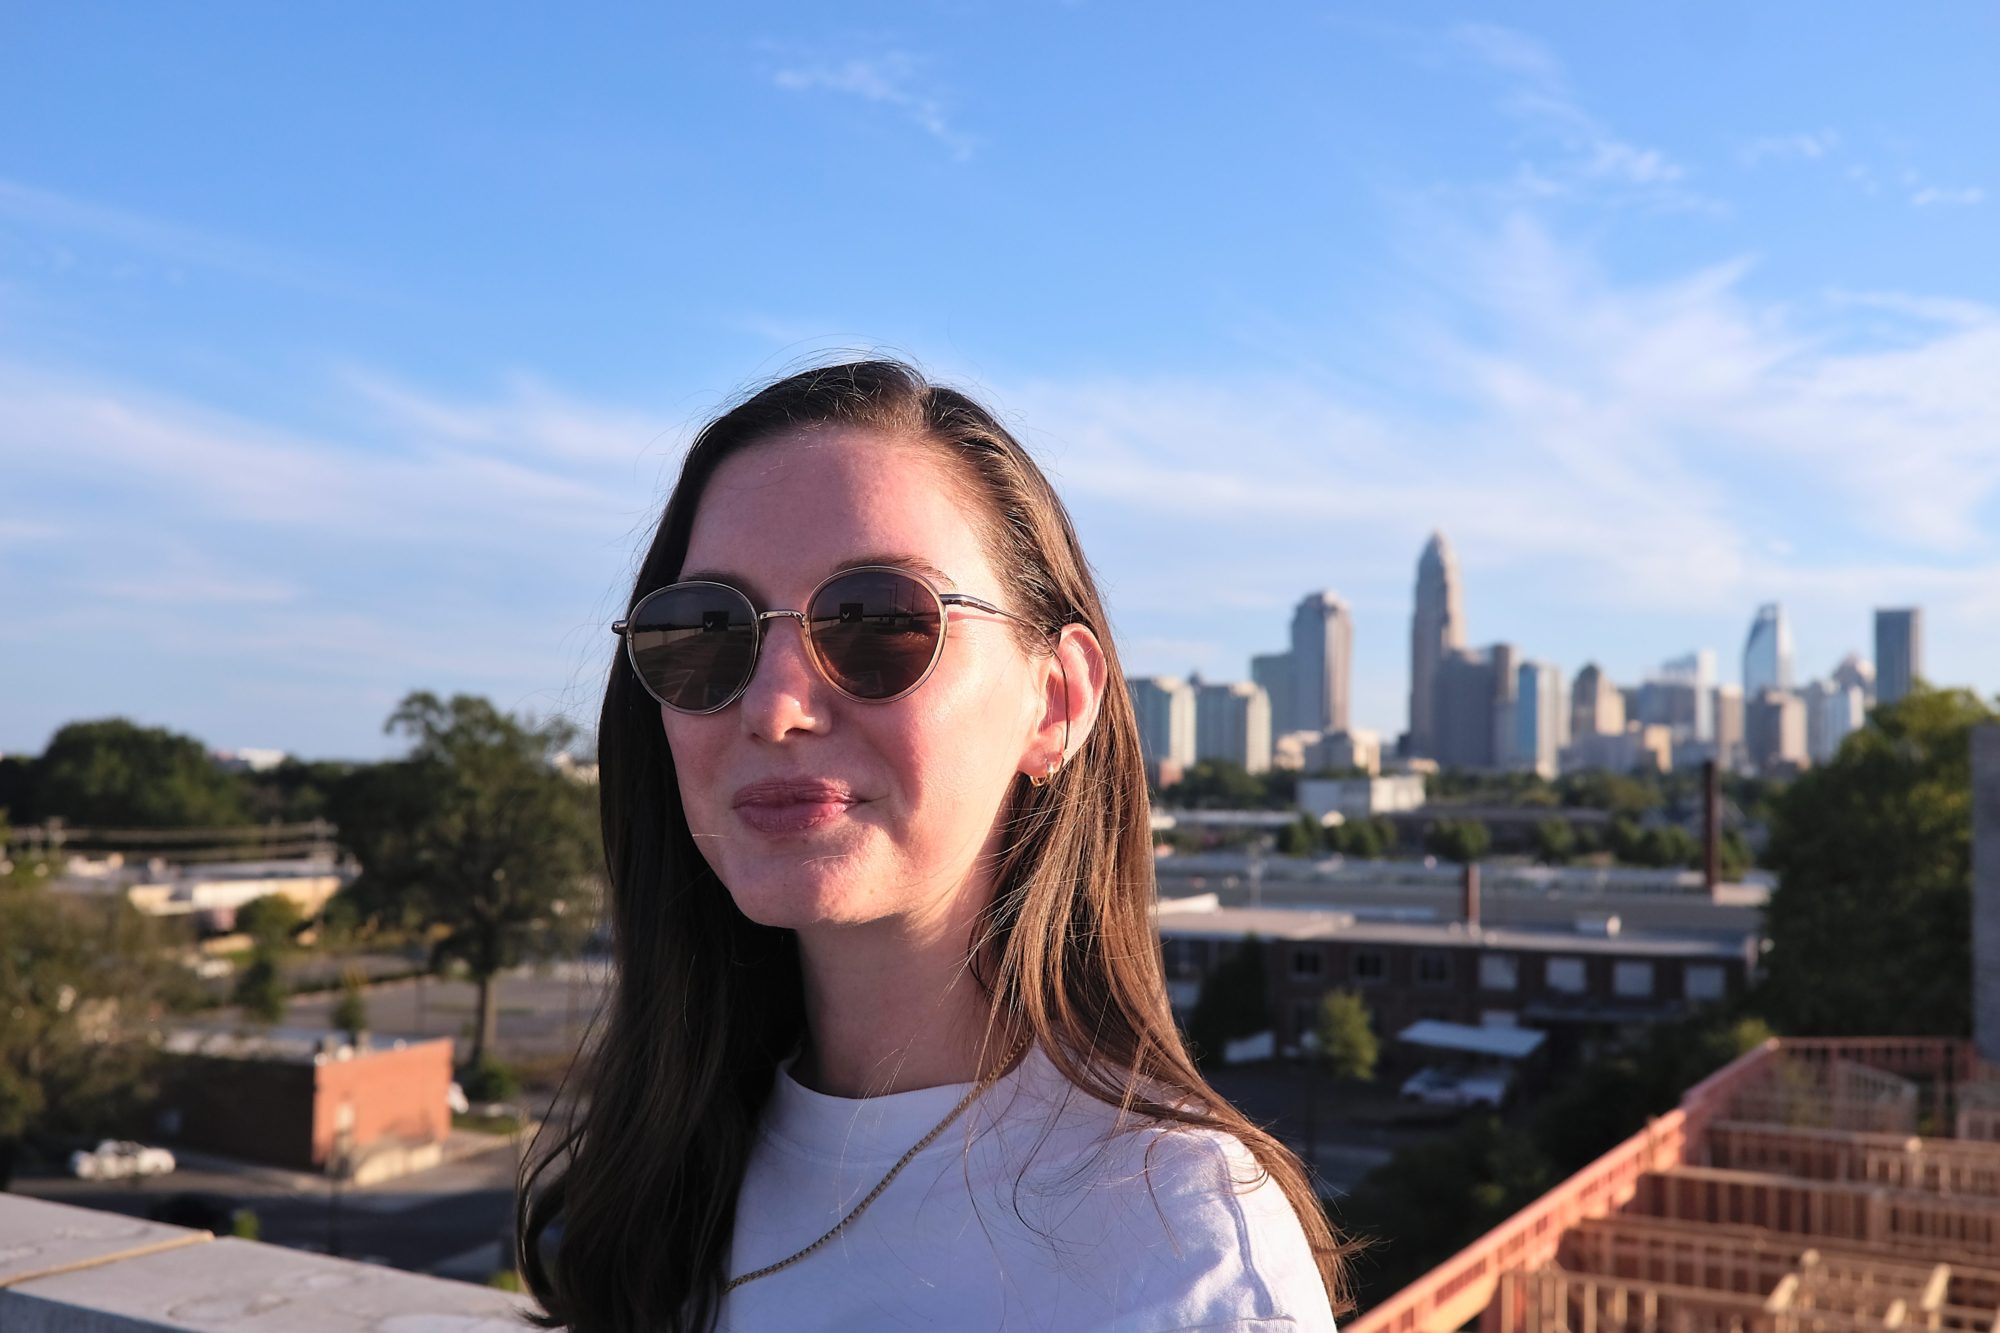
325,1125,355,1257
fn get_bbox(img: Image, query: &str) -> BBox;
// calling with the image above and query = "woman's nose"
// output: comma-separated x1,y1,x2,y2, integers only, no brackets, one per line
737,617,828,740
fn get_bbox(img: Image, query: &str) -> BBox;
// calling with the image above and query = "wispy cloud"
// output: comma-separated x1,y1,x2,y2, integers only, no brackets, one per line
1911,184,1985,208
0,176,376,298
771,52,974,160
1740,130,1840,166
1448,23,1716,212
1008,214,2000,711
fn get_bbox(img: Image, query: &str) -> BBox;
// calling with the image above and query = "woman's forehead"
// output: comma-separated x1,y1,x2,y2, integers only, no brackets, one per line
682,429,997,597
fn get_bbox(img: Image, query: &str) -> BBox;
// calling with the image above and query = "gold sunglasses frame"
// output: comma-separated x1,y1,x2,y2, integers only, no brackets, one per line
611,563,1040,715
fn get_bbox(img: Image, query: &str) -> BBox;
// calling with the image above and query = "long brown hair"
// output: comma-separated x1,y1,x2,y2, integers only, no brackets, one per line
517,359,1358,1331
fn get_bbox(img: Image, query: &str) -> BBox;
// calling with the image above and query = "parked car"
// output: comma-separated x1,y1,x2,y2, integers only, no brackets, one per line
69,1139,176,1180
1398,1066,1512,1110
1398,1066,1462,1106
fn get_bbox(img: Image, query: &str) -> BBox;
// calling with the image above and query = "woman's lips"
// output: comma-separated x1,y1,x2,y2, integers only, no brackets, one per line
731,779,860,835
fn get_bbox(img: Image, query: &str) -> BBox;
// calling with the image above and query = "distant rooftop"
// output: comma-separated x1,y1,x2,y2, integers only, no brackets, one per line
1153,898,1751,958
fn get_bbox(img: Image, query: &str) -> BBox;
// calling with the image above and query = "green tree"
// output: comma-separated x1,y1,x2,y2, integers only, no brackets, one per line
1279,814,1321,856
1185,935,1270,1066
331,966,369,1036
234,893,304,952
1160,760,1278,810
1532,818,1575,865
233,951,288,1024
1,858,199,1186
1314,989,1378,1082
1758,687,1998,1037
34,718,249,828
1425,819,1490,864
339,692,600,1064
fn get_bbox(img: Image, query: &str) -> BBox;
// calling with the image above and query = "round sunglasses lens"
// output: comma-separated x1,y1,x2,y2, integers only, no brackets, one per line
627,584,758,711
808,569,943,699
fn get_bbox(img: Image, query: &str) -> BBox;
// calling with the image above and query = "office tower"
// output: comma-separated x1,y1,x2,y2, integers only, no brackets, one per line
1743,604,1793,696
1712,685,1745,772
1315,729,1382,776
1408,532,1465,758
1291,591,1353,736
1489,642,1520,769
1570,663,1626,738
1195,680,1272,774
1513,661,1569,779
1875,608,1924,706
1745,689,1807,773
1801,680,1866,765
1128,676,1196,770
1251,652,1297,738
1658,650,1717,741
1434,643,1516,772
1832,653,1875,703
1434,648,1498,770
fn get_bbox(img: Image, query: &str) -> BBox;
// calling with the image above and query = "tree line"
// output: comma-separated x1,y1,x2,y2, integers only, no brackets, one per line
1,691,601,1183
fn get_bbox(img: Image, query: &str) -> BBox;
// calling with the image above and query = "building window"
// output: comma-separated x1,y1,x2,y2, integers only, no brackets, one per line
1291,948,1324,981
1294,999,1319,1043
1479,954,1518,992
1685,963,1725,1001
1416,951,1452,988
1351,949,1386,985
1480,1009,1518,1028
1546,957,1587,994
1613,961,1654,998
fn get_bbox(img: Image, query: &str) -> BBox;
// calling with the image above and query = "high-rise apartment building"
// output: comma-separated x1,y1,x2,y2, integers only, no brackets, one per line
1127,676,1196,771
1513,661,1570,780
1570,663,1626,739
1712,684,1745,772
1832,652,1875,703
1801,679,1866,765
1408,533,1465,758
1195,680,1272,774
1657,650,1717,742
1875,608,1924,706
1250,652,1297,738
1291,591,1353,737
1743,604,1793,696
1434,648,1498,771
1745,688,1807,774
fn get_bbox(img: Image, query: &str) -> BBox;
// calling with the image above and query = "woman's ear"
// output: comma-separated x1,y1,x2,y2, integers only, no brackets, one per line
1020,624,1108,780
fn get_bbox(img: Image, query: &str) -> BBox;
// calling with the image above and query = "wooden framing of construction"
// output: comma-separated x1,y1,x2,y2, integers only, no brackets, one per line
1348,1037,2000,1333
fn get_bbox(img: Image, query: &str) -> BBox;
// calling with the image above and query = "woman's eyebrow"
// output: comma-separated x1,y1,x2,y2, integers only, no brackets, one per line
673,555,957,597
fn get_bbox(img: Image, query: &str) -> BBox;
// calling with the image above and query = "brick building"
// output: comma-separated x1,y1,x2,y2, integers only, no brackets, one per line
154,1028,454,1185
1158,897,1755,1061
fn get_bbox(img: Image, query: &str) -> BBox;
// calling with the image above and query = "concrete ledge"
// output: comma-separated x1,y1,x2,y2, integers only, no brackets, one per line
0,1194,538,1332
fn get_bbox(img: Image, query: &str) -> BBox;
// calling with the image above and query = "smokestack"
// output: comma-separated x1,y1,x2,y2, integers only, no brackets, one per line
1462,860,1481,931
1703,759,1722,898
1973,724,2000,1066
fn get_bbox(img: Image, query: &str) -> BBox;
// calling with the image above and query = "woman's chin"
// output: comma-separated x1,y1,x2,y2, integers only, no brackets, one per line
721,870,882,932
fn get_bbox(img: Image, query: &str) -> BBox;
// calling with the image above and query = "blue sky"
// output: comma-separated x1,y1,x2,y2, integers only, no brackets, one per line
3,3,1996,760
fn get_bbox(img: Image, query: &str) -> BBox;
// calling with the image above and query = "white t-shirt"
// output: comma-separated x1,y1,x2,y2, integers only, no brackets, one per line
717,1044,1338,1332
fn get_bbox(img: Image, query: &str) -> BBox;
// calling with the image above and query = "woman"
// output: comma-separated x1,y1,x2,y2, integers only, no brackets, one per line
518,360,1357,1331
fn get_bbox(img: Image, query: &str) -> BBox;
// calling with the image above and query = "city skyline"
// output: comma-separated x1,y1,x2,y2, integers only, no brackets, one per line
4,6,1996,759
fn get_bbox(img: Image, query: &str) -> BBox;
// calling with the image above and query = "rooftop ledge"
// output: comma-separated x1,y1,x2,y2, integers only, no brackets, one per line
0,1192,538,1332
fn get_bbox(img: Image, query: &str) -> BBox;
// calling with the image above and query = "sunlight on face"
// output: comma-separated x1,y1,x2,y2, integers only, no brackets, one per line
660,428,1044,940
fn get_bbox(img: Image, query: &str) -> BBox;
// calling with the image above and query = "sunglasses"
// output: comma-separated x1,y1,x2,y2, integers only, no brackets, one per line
612,564,1042,714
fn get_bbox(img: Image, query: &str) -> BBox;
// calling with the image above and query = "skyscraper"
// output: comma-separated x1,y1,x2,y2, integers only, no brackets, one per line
1195,680,1272,774
1712,684,1745,772
1408,533,1465,758
1514,661,1569,780
1291,591,1353,736
1746,689,1807,773
1570,663,1626,739
1832,652,1876,703
1657,650,1717,742
1875,608,1924,706
1801,679,1865,765
1743,604,1793,696
1434,648,1497,771
1251,652,1297,737
1128,676,1196,770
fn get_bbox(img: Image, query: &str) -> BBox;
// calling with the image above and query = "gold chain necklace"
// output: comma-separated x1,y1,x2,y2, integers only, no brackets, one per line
725,1033,1033,1293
